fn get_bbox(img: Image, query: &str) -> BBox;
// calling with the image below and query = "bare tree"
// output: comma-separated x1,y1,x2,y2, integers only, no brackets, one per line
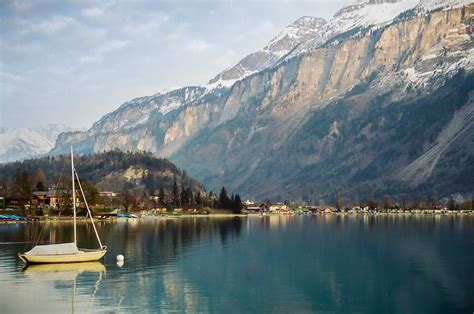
335,194,344,211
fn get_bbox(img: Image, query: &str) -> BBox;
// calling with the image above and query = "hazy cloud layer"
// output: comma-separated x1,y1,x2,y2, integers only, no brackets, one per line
0,0,349,129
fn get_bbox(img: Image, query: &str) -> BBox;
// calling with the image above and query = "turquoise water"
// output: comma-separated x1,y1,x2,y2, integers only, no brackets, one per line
0,215,473,313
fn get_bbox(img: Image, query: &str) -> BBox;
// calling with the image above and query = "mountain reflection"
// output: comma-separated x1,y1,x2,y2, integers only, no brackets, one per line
2,217,244,265
0,215,473,312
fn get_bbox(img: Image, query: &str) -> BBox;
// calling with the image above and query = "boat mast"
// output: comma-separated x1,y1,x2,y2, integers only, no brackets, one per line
74,170,104,250
71,146,77,244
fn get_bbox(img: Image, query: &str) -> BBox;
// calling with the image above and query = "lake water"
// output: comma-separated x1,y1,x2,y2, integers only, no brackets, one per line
1,215,473,313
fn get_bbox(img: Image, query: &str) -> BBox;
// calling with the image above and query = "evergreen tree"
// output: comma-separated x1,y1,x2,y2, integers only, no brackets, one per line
20,170,32,201
35,181,46,191
180,186,187,207
158,186,165,206
335,194,344,211
186,188,194,206
12,168,22,198
32,168,48,190
143,171,156,195
233,194,242,214
172,181,179,206
219,187,230,209
195,192,202,207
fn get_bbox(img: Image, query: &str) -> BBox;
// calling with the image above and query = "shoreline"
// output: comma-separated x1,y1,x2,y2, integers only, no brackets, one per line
2,210,473,224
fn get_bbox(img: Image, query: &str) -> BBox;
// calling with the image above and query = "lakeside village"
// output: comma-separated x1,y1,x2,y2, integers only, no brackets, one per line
1,183,473,223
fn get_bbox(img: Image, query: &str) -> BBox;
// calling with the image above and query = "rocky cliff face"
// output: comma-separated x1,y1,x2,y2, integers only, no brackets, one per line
52,2,474,200
52,86,208,155
171,5,474,200
50,14,328,157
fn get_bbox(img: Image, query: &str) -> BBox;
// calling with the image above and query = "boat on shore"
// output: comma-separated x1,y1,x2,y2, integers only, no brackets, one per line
18,146,107,265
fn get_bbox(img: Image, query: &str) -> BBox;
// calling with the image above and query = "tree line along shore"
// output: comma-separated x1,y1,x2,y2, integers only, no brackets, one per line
0,151,472,220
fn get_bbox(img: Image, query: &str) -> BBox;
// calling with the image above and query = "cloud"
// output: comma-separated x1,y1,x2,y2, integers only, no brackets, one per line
6,42,42,52
79,39,130,64
78,56,98,64
78,27,107,41
0,71,24,82
122,20,161,36
185,39,212,53
37,16,74,34
16,15,75,35
99,40,129,53
256,20,277,33
1,0,349,128
81,7,104,18
121,12,170,38
9,0,35,11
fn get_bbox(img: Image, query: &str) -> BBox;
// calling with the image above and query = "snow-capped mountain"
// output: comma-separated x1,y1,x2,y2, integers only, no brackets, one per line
287,0,472,59
418,0,472,11
49,15,330,154
0,124,74,163
88,86,206,134
207,16,327,88
75,15,324,135
51,1,474,200
53,0,469,130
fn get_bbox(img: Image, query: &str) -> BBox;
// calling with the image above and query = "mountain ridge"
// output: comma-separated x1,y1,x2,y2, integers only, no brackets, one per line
51,2,474,201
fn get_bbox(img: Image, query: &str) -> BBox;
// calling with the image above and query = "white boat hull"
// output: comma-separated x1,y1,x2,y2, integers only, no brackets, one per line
19,249,106,264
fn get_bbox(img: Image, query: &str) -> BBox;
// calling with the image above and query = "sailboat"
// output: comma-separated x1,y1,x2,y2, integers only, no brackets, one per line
19,146,107,264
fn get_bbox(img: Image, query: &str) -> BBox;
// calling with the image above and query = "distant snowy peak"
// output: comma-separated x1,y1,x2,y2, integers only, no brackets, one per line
0,124,73,163
332,0,419,27
0,128,52,155
263,16,327,57
207,16,327,89
417,0,473,12
336,0,472,28
287,0,473,59
37,124,75,143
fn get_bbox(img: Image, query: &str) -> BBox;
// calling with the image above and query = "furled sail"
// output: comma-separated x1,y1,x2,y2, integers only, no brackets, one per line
24,243,79,256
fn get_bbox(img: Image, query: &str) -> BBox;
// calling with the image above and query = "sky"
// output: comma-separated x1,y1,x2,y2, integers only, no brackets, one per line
0,0,350,130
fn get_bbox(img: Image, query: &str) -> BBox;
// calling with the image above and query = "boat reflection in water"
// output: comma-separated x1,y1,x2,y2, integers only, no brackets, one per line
22,262,106,277
22,262,106,313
